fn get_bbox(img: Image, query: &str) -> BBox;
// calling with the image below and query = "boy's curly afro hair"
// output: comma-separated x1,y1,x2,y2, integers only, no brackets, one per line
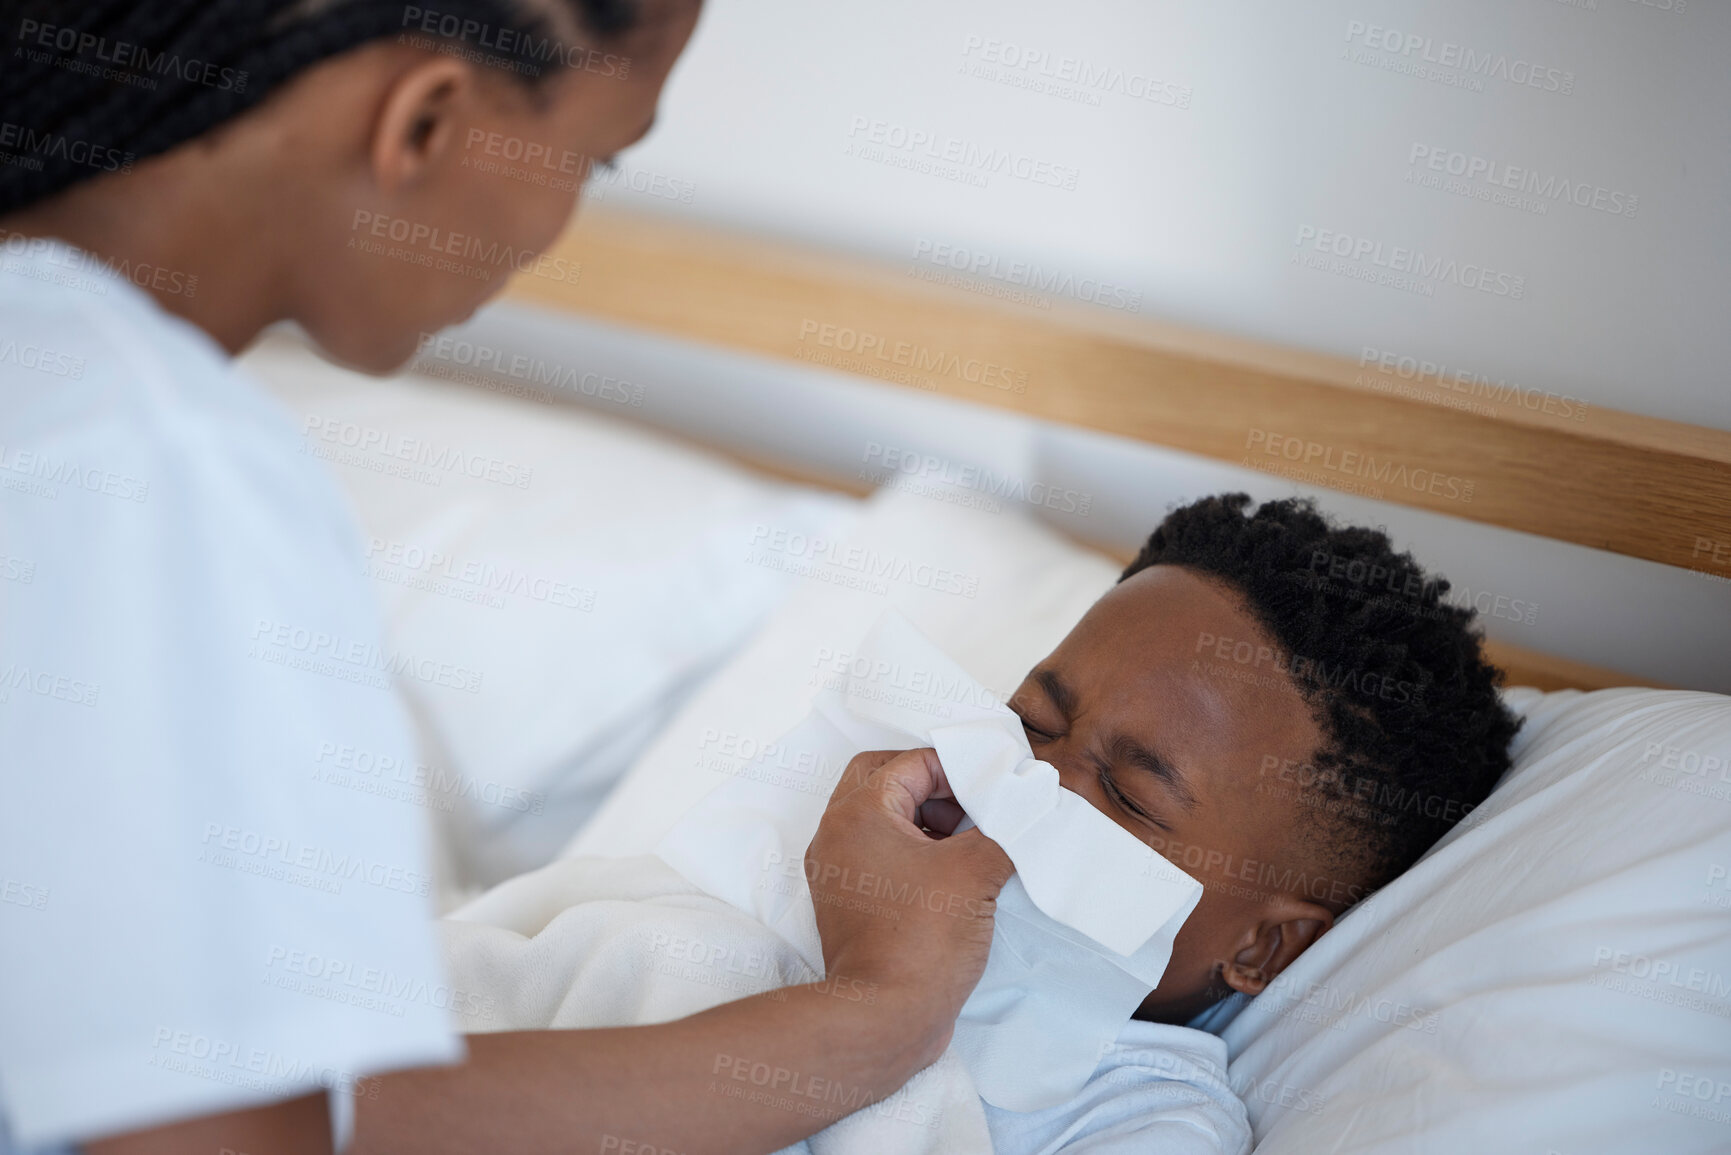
1123,493,1523,895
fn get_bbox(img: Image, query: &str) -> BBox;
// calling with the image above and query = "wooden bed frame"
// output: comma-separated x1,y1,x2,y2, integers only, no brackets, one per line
504,208,1731,693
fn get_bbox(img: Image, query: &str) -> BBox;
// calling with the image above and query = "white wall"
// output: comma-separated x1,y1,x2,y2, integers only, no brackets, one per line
440,0,1730,688
597,0,1730,430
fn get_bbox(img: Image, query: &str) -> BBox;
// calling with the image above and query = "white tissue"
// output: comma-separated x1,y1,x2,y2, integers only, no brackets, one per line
656,610,1203,1112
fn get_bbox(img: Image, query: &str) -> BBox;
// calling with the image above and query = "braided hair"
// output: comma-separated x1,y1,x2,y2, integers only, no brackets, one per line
1123,493,1522,895
0,0,639,216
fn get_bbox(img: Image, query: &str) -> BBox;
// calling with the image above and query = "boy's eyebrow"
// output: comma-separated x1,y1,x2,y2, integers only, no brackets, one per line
1033,668,1078,717
1108,733,1201,814
1033,667,1200,814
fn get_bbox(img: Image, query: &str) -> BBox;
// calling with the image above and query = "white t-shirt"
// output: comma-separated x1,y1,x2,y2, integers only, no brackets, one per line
0,236,462,1150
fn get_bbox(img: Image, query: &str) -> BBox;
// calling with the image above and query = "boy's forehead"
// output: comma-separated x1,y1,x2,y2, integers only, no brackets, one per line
1072,566,1265,663
1055,566,1322,795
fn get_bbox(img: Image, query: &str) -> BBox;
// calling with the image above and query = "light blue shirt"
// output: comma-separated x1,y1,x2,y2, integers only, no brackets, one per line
984,1018,1251,1155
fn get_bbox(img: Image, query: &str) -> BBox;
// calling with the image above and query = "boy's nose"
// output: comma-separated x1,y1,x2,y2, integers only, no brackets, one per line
1040,744,1104,807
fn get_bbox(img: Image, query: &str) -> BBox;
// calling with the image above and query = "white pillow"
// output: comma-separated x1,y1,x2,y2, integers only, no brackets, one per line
239,335,853,890
1218,686,1731,1154
565,486,1122,858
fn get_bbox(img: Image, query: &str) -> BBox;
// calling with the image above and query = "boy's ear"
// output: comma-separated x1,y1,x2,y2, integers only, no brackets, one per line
370,56,475,195
1219,896,1335,997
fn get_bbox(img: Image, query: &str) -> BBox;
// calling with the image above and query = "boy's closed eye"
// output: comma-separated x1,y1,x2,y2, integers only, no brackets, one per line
1009,672,1182,836
1015,714,1169,832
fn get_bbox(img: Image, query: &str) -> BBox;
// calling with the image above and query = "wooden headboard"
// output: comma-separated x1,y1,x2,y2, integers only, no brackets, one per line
504,208,1731,693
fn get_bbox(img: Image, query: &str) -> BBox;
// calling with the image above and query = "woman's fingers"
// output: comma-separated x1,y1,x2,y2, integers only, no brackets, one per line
833,747,957,822
831,749,901,800
916,796,967,836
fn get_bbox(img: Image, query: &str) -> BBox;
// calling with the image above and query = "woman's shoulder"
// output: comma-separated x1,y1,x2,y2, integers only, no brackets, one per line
0,242,364,568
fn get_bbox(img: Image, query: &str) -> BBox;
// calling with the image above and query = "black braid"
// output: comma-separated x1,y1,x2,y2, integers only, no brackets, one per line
0,0,640,215
1122,494,1522,896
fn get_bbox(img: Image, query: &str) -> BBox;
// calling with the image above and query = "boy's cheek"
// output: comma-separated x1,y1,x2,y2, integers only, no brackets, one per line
1157,913,1221,989
1133,921,1227,1017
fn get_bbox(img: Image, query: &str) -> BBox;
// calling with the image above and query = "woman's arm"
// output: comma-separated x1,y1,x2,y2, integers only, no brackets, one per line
82,1093,333,1155
352,979,936,1155
352,747,1012,1155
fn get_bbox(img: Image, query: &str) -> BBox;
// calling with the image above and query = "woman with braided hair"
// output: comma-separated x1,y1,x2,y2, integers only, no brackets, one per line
0,3,1016,1153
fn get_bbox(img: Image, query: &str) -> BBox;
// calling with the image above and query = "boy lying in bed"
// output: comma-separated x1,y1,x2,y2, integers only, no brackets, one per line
439,493,1522,1155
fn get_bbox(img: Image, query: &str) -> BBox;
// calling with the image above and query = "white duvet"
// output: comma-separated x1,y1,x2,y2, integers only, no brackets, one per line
440,854,989,1153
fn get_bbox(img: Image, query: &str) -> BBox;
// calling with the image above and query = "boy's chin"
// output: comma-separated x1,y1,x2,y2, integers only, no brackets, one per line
305,323,428,377
1132,977,1233,1025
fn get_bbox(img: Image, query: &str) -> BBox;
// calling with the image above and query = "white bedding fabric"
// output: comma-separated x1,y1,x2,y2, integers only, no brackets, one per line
566,487,1123,860
240,334,854,894
440,853,1250,1155
441,854,990,1155
1216,686,1731,1154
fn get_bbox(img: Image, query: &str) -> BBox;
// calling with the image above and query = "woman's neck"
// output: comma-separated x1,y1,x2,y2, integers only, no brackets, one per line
2,154,292,356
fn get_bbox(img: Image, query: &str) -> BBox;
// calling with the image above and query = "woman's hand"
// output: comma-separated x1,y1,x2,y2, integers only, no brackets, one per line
805,748,1015,1067
351,747,1012,1155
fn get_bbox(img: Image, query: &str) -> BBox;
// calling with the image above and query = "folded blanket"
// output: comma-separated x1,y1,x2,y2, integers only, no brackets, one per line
441,854,994,1154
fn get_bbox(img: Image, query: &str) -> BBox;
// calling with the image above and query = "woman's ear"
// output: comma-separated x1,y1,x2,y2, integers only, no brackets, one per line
1219,896,1335,997
369,56,476,196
